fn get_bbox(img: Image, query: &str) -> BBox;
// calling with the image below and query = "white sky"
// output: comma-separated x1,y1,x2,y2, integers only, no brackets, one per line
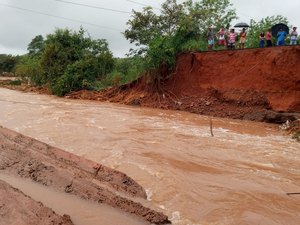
0,0,299,57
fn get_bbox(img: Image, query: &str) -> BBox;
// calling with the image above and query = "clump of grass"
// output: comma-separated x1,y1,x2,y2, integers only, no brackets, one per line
9,79,22,85
292,131,300,142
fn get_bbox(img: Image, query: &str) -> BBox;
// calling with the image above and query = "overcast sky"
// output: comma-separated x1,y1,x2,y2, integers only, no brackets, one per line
0,0,299,57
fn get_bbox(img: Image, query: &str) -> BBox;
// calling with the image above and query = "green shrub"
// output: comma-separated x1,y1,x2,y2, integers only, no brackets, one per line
146,36,176,71
0,54,19,73
292,132,300,142
15,57,44,86
51,58,102,96
9,79,22,85
16,27,114,96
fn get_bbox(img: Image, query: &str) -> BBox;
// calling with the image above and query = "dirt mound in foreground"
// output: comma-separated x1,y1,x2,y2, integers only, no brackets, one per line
0,126,170,224
68,46,300,123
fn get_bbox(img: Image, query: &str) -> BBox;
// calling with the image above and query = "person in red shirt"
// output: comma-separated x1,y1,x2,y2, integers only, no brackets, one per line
266,29,273,47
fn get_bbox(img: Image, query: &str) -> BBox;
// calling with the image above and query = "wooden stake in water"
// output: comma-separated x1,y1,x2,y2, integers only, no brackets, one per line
210,118,214,137
286,192,300,196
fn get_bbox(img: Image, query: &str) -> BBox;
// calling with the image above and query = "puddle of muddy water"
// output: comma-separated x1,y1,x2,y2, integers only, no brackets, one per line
0,174,148,225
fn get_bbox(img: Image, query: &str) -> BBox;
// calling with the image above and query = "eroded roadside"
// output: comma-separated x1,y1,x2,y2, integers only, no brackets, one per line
0,126,170,225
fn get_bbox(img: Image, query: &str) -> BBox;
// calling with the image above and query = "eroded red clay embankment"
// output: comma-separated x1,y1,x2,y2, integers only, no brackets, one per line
68,46,299,122
169,46,300,112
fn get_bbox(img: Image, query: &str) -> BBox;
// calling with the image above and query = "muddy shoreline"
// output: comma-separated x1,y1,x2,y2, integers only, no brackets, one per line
0,180,74,225
1,79,299,125
0,126,170,224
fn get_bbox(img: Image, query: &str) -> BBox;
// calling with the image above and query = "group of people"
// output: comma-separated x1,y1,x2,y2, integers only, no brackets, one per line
258,29,273,48
258,26,298,48
207,26,298,50
207,27,248,50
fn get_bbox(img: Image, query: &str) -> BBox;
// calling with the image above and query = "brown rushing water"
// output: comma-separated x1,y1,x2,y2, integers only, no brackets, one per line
0,88,299,225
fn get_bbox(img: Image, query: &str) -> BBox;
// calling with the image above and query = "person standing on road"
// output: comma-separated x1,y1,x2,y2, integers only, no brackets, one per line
259,32,265,48
227,28,236,50
266,29,273,47
217,27,227,49
277,28,287,46
290,27,298,45
207,27,215,51
239,28,247,49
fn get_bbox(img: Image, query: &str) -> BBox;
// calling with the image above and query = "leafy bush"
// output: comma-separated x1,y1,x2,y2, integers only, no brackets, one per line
97,56,146,90
180,38,205,52
16,27,114,95
0,54,19,74
15,56,44,86
51,58,102,96
146,36,176,71
292,131,300,142
9,79,22,85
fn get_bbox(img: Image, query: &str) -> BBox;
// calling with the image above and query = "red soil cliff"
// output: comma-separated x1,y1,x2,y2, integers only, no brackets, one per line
169,46,300,112
68,46,300,122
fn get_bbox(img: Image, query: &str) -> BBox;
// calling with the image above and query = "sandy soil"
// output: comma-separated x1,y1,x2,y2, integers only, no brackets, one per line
0,126,170,224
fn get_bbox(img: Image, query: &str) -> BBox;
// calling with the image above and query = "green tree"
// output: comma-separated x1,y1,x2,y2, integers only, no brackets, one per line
27,35,45,56
17,27,114,95
125,0,236,53
183,0,236,36
0,54,19,74
39,28,114,95
124,0,236,79
246,15,289,48
124,6,161,54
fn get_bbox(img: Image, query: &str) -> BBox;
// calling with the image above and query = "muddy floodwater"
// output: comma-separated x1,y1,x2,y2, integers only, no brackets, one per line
0,174,148,225
1,88,299,225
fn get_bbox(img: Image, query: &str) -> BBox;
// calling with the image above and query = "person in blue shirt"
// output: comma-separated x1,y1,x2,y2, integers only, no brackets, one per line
277,29,287,46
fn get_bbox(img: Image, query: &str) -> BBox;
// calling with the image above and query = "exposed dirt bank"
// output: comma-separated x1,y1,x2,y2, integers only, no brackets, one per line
1,47,299,123
0,79,49,94
0,126,170,224
0,180,74,225
68,46,300,123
